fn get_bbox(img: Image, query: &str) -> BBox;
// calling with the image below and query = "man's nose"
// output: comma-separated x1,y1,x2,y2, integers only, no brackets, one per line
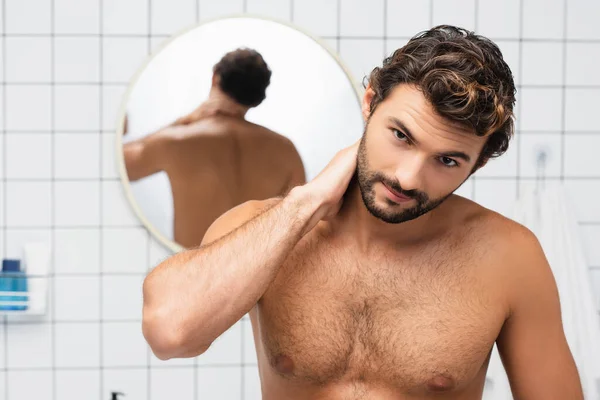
394,155,425,192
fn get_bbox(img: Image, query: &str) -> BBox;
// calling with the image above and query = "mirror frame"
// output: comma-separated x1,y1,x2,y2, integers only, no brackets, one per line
115,13,365,254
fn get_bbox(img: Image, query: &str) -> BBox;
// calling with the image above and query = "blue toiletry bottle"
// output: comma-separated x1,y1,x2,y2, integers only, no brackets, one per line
0,259,28,311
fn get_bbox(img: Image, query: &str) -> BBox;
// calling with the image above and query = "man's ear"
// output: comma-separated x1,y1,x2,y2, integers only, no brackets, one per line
362,84,376,121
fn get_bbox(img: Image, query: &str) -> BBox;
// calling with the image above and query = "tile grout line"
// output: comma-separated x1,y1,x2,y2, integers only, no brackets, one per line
429,0,433,27
1,32,600,43
560,0,568,181
382,0,387,58
146,2,152,399
99,0,104,397
336,0,340,54
0,363,259,371
2,0,7,398
51,0,57,398
515,0,524,196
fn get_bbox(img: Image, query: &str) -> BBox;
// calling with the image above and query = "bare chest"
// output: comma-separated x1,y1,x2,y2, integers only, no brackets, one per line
252,236,507,394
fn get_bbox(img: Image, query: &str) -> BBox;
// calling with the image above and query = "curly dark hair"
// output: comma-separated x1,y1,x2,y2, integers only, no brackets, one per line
213,48,272,107
366,25,516,170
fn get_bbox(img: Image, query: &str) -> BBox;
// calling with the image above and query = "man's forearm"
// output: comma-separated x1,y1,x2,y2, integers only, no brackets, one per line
142,186,321,359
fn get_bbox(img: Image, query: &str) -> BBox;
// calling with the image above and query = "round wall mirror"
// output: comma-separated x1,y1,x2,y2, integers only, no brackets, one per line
116,15,364,252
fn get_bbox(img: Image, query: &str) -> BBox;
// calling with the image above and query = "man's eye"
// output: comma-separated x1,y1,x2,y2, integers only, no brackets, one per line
440,157,458,167
393,129,408,141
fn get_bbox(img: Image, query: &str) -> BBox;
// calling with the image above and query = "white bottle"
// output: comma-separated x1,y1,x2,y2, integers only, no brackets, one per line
23,242,51,315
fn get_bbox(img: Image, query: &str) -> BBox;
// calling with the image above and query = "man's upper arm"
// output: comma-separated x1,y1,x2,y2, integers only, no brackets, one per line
123,131,172,182
496,226,584,399
200,198,281,247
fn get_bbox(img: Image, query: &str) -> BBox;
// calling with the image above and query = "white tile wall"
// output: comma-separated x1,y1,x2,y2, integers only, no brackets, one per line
0,1,599,399
567,0,600,40
198,0,244,21
197,367,241,399
6,182,52,227
473,179,518,218
150,0,196,35
566,43,600,86
339,39,385,84
54,38,101,83
519,134,562,178
54,133,101,179
102,181,141,226
54,181,101,227
386,1,430,37
7,371,52,400
56,370,101,400
564,134,600,178
196,322,242,366
244,366,262,400
55,0,100,34
432,0,476,32
521,42,564,86
101,275,144,320
474,133,519,178
247,0,292,21
5,86,52,131
54,276,100,320
6,323,52,368
566,89,600,132
476,0,520,39
340,0,384,37
103,369,147,399
5,0,51,34
102,228,148,273
522,0,564,39
55,86,101,131
54,229,101,274
102,86,128,131
150,368,195,400
5,38,52,83
5,134,52,179
54,323,101,367
519,88,563,131
102,38,149,83
102,322,148,367
293,0,338,37
102,0,149,35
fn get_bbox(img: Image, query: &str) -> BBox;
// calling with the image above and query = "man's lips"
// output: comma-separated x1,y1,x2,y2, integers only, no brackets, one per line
382,183,411,201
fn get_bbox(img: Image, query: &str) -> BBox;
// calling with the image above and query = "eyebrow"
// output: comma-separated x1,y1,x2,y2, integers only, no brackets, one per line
388,117,472,163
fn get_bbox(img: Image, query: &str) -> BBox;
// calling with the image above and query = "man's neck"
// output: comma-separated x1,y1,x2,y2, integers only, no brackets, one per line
202,91,249,118
178,92,249,125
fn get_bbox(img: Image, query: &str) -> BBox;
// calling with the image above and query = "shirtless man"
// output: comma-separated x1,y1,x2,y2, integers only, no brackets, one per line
141,26,584,399
123,48,306,248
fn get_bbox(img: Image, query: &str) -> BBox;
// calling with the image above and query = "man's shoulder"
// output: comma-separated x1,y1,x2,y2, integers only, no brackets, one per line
452,196,540,256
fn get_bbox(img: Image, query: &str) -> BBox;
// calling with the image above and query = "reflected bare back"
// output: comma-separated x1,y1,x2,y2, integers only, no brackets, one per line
124,115,306,249
166,117,305,248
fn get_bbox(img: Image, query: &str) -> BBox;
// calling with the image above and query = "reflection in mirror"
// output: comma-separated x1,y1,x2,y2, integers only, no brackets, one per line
117,16,363,251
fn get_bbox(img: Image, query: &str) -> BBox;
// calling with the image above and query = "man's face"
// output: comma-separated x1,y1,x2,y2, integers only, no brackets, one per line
357,84,487,224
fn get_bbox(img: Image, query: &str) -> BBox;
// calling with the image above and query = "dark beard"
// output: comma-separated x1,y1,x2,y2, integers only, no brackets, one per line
356,132,452,224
